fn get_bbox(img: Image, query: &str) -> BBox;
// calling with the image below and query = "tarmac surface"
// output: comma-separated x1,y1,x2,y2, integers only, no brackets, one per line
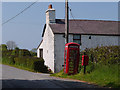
1,64,102,89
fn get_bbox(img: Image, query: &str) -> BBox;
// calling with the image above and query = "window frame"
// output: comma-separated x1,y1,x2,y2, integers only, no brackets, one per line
73,34,81,45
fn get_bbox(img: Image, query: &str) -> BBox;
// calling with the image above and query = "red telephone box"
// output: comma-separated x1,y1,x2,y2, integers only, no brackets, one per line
64,42,80,75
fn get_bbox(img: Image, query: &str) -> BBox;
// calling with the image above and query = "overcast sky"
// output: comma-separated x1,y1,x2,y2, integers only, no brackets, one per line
2,1,118,50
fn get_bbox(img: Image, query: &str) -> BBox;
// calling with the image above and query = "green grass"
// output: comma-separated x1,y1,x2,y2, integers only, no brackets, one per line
51,64,120,88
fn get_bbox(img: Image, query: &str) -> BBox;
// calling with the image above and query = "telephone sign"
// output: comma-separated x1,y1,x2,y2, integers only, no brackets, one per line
64,42,80,75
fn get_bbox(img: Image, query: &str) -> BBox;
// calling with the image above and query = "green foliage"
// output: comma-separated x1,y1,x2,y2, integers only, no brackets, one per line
8,56,15,64
14,57,48,73
0,44,8,51
15,47,19,50
52,64,119,88
30,51,37,57
18,49,31,57
82,45,120,65
7,49,31,57
2,50,13,57
1,44,48,73
2,56,15,65
11,49,19,56
2,49,32,57
30,48,37,57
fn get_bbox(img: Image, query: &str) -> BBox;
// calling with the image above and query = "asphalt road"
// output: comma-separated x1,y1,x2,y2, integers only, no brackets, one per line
1,64,102,89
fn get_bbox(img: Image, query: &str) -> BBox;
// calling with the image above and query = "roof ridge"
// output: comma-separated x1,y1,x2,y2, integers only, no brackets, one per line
56,19,118,22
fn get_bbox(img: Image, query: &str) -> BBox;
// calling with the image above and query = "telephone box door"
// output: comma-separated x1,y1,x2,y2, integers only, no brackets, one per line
68,46,79,74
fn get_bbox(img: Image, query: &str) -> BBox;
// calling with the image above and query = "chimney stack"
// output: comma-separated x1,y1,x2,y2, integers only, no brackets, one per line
46,4,56,24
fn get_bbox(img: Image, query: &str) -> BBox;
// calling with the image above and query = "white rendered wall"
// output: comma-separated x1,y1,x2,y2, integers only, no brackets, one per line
37,48,40,57
81,35,120,51
54,34,73,73
37,41,43,57
40,24,55,72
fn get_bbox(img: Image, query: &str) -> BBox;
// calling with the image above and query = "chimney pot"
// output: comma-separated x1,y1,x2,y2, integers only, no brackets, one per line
48,4,52,9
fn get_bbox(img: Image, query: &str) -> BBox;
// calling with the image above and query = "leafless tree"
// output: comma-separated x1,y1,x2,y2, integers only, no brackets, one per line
6,41,17,50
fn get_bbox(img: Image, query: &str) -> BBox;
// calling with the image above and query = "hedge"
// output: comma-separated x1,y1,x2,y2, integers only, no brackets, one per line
2,49,31,57
81,45,120,65
14,56,48,72
2,50,13,57
2,56,15,65
0,44,7,51
18,49,31,56
11,49,31,57
1,44,48,73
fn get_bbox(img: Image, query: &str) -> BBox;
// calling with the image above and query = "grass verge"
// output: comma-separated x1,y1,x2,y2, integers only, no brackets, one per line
51,64,120,88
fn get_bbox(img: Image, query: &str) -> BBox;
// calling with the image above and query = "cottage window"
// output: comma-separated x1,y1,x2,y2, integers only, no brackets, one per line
73,35,81,45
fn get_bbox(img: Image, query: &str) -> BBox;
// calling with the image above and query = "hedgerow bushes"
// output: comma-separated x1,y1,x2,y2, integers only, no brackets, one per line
81,45,120,65
14,56,48,72
1,44,48,73
79,45,120,74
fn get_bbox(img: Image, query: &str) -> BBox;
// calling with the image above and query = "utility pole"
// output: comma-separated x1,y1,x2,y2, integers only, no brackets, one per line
65,0,69,43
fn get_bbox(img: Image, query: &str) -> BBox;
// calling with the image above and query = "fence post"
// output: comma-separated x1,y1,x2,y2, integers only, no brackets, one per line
84,65,86,74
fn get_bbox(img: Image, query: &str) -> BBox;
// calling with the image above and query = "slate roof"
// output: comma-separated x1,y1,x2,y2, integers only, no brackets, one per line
42,19,120,37
53,19,119,34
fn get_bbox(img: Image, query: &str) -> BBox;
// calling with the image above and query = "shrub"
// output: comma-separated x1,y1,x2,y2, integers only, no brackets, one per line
14,57,48,73
11,49,19,57
11,49,31,57
2,50,13,57
15,47,19,50
2,56,15,65
30,51,37,57
8,56,15,65
19,49,31,57
34,61,44,72
81,45,120,65
0,44,7,51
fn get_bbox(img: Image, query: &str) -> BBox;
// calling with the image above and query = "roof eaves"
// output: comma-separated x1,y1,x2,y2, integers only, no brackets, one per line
54,33,120,36
42,24,46,37
37,39,43,49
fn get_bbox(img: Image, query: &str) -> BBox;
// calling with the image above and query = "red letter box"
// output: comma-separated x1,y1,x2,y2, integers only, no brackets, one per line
64,42,80,75
82,55,89,66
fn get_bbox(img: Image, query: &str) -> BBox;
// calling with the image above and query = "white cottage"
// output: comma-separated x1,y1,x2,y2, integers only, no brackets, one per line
37,5,120,73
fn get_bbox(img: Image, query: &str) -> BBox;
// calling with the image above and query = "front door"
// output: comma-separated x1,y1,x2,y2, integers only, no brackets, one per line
39,49,43,58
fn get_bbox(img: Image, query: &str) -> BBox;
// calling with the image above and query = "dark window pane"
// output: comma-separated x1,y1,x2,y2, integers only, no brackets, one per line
73,35,80,39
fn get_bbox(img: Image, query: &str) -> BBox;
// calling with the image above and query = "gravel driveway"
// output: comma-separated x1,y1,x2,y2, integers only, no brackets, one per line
1,64,102,88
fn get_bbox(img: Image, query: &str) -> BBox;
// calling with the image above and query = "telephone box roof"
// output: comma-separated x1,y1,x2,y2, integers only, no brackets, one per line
65,42,80,46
